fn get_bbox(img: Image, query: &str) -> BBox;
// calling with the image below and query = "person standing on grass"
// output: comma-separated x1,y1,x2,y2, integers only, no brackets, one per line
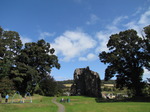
5,94,9,103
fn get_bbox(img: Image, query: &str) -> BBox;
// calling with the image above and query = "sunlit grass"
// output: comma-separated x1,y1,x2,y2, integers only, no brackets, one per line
58,96,150,112
1,95,150,112
0,94,57,112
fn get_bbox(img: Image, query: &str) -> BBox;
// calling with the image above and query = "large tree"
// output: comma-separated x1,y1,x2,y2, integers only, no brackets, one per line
12,39,60,94
0,27,22,77
142,25,150,70
0,27,61,96
0,27,22,95
99,27,149,96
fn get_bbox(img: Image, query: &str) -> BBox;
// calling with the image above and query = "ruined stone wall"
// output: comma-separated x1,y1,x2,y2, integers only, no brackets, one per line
71,66,101,97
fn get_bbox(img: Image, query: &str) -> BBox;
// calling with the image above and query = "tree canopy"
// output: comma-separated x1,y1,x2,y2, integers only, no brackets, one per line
99,25,150,96
0,27,60,96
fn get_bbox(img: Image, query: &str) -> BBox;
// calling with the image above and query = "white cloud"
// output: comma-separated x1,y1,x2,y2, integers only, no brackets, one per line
79,53,97,61
96,7,150,53
133,7,143,16
95,17,125,53
21,36,32,45
94,8,150,80
52,30,96,61
95,31,110,53
95,15,130,53
143,68,150,80
52,7,150,63
125,8,150,36
39,32,55,39
138,8,150,26
112,16,128,25
125,21,143,37
86,14,99,25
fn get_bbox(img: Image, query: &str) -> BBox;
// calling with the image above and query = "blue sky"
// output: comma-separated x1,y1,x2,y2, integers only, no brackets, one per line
0,0,150,81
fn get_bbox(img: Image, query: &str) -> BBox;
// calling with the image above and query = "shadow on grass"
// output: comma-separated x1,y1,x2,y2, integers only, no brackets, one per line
95,96,150,103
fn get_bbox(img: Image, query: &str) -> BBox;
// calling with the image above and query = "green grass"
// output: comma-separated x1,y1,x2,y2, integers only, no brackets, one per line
0,94,57,112
58,96,150,112
1,95,150,112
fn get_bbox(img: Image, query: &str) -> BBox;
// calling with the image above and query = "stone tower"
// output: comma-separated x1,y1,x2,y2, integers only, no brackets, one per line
71,66,101,97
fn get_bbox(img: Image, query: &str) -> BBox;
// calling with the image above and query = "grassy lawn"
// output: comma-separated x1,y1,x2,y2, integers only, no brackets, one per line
0,94,57,112
58,96,150,112
1,95,150,112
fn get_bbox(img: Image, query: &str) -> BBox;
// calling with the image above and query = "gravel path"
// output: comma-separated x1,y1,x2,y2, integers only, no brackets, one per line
52,97,65,112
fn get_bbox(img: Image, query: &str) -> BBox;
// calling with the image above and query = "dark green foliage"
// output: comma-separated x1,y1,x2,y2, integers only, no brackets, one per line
0,27,61,96
0,27,23,78
39,76,57,96
142,25,150,70
143,78,150,96
38,75,62,96
99,26,150,97
0,27,23,96
56,82,65,96
0,27,5,58
0,77,15,96
11,39,60,95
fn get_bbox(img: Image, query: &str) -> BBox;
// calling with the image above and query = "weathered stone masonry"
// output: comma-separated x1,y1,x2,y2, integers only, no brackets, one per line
71,66,101,97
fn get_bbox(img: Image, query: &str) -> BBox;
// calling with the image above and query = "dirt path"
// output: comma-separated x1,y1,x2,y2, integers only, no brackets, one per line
52,97,65,112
